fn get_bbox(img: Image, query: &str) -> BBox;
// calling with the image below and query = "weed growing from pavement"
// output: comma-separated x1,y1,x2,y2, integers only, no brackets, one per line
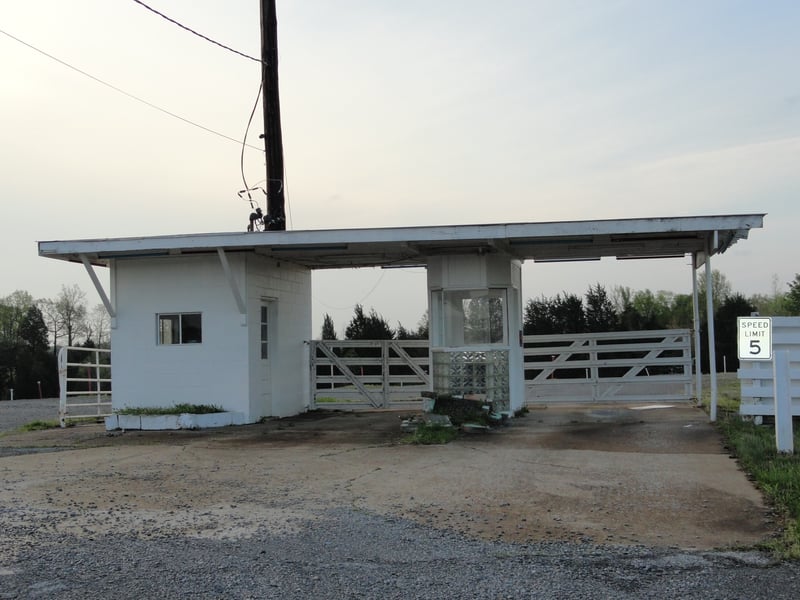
19,419,60,431
406,423,458,445
116,403,224,415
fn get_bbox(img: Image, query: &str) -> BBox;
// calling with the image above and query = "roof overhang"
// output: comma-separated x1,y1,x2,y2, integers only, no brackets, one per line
38,214,765,270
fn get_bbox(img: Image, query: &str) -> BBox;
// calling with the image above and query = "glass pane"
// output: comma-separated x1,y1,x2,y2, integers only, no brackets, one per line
158,314,179,344
181,313,202,344
260,305,269,359
441,289,506,346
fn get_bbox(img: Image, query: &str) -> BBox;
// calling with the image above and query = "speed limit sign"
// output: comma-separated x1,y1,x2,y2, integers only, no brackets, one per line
737,317,772,360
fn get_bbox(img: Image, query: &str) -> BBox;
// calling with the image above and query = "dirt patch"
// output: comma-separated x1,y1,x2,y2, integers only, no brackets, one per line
0,404,775,550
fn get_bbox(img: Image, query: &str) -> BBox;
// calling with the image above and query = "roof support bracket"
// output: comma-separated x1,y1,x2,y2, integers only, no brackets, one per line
217,248,247,325
80,254,116,320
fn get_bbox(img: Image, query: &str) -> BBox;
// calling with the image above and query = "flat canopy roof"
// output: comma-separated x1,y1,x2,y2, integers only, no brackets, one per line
39,213,764,270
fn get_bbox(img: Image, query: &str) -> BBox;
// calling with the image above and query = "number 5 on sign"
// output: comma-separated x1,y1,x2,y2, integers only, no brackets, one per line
737,317,772,360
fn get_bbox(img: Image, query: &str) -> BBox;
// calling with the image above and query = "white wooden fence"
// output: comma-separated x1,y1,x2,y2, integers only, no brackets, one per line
310,340,430,409
309,330,693,408
58,346,112,427
738,317,800,416
523,329,693,404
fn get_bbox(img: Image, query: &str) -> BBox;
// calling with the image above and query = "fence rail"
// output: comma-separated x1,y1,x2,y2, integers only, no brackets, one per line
58,346,112,427
309,330,694,408
523,329,693,404
310,340,430,409
738,351,800,416
737,317,800,417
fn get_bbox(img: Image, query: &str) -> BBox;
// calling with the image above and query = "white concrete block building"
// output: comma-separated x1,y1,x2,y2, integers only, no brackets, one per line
39,214,764,423
111,253,310,421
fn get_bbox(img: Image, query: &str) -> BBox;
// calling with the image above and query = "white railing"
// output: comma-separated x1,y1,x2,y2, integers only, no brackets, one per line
523,329,693,404
738,317,800,417
309,331,693,408
58,346,112,427
310,340,430,409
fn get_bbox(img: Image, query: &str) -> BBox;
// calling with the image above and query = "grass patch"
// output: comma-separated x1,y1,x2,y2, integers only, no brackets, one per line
116,403,224,415
699,373,800,558
19,419,61,431
718,415,800,559
406,423,458,445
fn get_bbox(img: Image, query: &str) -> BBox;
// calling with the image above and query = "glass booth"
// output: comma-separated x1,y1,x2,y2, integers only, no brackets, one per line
427,254,524,413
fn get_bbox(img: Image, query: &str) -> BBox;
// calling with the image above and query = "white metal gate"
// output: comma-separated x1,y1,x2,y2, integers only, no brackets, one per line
310,340,430,409
58,346,112,427
523,329,693,404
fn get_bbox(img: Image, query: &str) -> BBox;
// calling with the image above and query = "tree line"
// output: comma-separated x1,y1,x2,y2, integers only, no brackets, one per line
323,272,800,373
0,285,109,400
4,271,800,399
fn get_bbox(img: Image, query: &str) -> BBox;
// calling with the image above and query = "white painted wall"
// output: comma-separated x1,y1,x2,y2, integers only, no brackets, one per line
246,255,312,419
111,254,250,416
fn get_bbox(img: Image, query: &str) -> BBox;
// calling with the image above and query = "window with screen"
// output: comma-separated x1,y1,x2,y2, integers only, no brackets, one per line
157,313,202,345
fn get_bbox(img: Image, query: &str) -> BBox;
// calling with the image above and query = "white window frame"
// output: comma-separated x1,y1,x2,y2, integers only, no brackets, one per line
157,312,203,345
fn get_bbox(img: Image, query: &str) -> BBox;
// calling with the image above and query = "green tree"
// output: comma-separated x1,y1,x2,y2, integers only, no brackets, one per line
697,269,732,316
0,290,34,347
0,291,36,399
709,293,756,373
396,316,429,340
786,274,800,315
524,296,554,335
415,310,429,339
345,305,394,340
524,293,584,335
19,305,49,352
668,293,695,328
584,283,617,333
321,313,337,340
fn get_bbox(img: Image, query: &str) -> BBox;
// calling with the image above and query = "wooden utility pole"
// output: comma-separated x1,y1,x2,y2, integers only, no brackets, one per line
260,0,286,230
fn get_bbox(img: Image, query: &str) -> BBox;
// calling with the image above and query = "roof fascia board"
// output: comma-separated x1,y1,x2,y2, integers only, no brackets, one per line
38,214,765,264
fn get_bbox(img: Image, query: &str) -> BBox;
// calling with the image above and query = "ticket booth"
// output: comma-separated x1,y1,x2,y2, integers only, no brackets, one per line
427,253,524,413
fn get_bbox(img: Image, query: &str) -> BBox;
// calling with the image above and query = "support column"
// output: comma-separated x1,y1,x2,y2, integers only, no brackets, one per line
705,240,718,421
691,254,702,405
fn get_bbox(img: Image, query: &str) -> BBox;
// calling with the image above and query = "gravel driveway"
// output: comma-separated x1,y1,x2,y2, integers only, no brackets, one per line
1,403,799,599
0,398,59,432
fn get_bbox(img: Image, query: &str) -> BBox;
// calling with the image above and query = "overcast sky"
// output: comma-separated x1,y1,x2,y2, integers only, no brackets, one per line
2,0,799,335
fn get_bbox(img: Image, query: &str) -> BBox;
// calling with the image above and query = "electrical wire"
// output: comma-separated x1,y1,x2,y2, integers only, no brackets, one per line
0,28,263,151
131,0,264,64
240,82,263,200
314,270,388,311
282,163,294,230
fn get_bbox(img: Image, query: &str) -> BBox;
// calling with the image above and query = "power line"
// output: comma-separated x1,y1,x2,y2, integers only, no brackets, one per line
131,0,263,64
240,83,263,198
0,28,263,151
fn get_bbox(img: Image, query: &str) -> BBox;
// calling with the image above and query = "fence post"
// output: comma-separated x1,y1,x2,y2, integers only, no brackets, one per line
309,341,316,409
773,350,794,454
382,341,390,408
58,347,68,428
